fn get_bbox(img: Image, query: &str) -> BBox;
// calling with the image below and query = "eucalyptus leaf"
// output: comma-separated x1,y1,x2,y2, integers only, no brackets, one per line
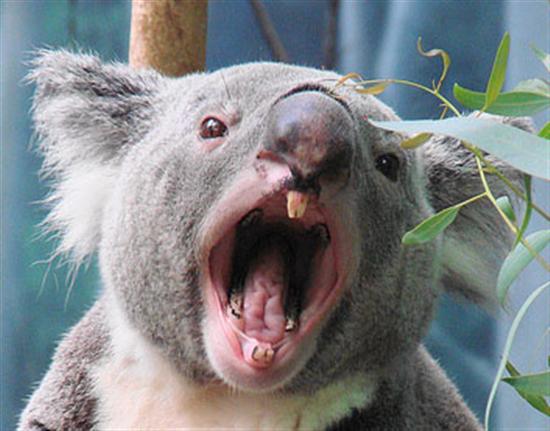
355,82,389,96
370,117,550,180
514,78,550,97
453,84,550,116
400,132,431,149
503,371,550,397
336,72,363,86
514,175,532,247
531,44,550,73
417,37,451,91
496,196,516,223
505,361,550,416
485,281,550,429
540,122,550,140
402,206,459,245
484,32,510,111
497,230,550,304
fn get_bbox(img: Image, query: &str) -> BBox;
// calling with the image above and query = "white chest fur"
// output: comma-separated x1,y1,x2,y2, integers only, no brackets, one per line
93,306,376,430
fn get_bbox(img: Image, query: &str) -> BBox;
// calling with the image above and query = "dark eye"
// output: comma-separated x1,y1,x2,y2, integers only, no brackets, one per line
200,117,228,139
375,154,400,181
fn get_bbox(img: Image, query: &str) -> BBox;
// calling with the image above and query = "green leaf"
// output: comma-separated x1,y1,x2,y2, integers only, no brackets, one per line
485,281,550,429
484,32,510,111
453,83,550,116
355,82,389,95
514,78,550,97
402,206,459,245
531,44,550,73
503,371,550,397
514,175,532,247
539,122,550,140
497,230,550,304
496,196,516,223
505,362,550,416
417,37,451,92
370,117,550,180
400,132,432,149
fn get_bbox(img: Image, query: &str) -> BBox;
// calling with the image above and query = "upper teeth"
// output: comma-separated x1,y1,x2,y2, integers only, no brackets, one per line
240,208,263,227
310,223,330,246
287,191,309,219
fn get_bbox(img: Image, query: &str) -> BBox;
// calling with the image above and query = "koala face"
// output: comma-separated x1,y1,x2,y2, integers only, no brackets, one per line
94,63,437,393
31,52,516,396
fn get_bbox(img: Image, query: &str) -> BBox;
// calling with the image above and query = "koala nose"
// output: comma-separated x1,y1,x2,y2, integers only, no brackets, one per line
262,91,354,194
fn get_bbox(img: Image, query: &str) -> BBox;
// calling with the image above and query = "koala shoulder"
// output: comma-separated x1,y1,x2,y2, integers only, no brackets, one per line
18,301,110,431
330,347,482,430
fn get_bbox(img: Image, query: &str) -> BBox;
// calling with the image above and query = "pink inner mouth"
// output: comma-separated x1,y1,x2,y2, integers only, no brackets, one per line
241,246,287,343
207,192,340,371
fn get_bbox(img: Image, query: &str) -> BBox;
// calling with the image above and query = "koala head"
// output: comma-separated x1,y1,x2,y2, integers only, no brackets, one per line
30,51,524,394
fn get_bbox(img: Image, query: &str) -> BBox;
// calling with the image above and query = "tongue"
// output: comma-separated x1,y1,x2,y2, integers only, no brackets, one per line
242,245,288,344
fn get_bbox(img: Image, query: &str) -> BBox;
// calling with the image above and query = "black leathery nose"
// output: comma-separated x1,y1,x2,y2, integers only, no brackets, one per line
263,90,355,192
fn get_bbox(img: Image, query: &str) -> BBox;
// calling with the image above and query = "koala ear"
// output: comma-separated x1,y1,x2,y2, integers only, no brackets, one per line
28,50,161,266
422,113,534,307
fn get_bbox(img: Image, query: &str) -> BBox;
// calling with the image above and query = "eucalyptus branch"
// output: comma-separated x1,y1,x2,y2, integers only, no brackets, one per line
475,156,550,272
353,79,462,117
323,0,340,69
470,147,550,222
250,0,289,63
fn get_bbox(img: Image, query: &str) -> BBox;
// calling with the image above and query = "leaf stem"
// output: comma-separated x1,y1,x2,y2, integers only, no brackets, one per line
454,191,488,208
353,79,462,117
475,156,518,233
471,149,550,222
475,156,550,273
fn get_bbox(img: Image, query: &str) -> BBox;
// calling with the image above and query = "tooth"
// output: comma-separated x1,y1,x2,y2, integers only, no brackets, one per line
240,209,263,228
228,292,243,319
311,223,330,246
252,345,275,364
265,347,274,362
287,191,309,219
285,318,298,332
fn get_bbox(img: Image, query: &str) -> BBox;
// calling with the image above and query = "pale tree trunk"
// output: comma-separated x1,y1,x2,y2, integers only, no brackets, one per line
129,0,208,76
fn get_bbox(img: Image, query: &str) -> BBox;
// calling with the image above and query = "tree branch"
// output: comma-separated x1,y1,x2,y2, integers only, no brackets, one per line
249,0,289,63
129,0,208,76
323,0,339,70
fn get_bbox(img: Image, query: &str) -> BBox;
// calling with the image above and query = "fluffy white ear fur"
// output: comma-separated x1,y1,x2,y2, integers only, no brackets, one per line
40,164,118,264
422,113,534,307
28,50,160,266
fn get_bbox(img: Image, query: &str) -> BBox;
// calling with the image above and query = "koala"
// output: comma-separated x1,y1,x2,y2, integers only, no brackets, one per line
19,50,530,430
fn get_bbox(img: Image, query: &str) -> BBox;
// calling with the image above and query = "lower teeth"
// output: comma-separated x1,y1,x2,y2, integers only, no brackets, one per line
228,293,243,319
285,317,298,332
252,344,275,364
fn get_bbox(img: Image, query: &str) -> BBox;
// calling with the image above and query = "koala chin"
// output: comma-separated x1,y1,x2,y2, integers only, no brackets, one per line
19,50,531,430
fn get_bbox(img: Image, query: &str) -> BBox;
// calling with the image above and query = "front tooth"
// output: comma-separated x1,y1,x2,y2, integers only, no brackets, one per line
252,345,275,364
287,191,309,219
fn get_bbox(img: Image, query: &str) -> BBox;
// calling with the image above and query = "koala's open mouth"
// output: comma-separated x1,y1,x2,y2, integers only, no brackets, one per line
212,194,336,365
202,167,349,389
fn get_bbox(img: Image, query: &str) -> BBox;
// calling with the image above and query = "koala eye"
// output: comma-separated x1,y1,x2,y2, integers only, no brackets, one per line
200,117,228,139
375,154,400,181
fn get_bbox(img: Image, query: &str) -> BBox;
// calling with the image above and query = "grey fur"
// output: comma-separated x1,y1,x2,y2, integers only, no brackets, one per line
19,51,530,430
